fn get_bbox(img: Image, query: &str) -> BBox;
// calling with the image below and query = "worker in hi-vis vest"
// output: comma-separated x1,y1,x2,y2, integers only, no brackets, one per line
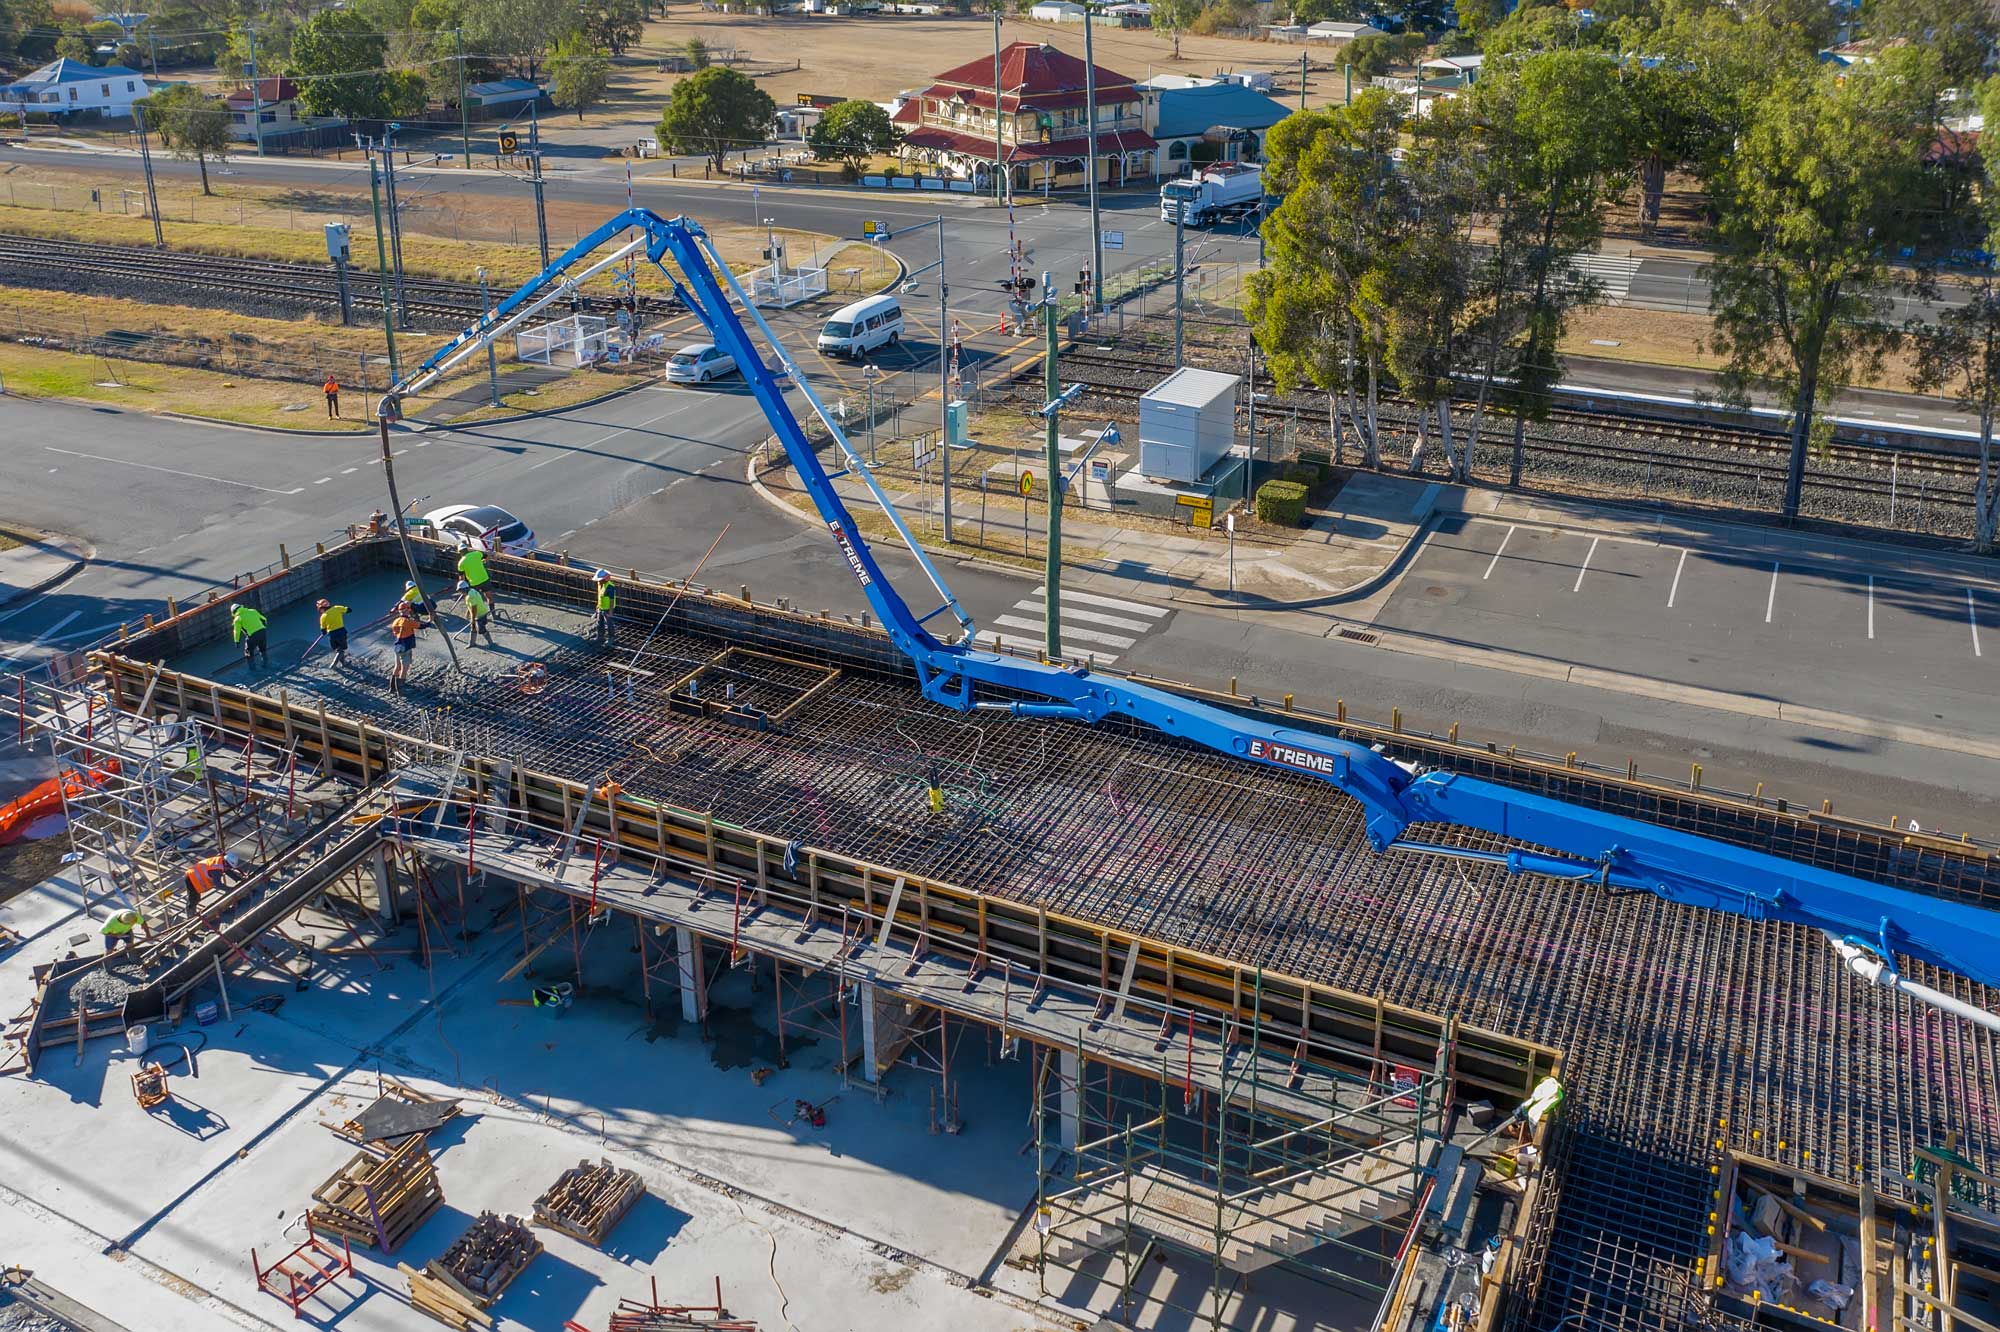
100,907,150,953
591,569,617,647
183,850,246,919
231,604,270,671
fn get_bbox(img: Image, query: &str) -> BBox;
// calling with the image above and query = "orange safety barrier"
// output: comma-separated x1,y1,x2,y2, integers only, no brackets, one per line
0,760,121,846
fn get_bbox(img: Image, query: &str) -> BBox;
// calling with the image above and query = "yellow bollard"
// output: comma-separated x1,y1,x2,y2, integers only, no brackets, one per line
1391,707,1402,733
280,543,290,569
1691,763,1703,791
1283,693,1293,711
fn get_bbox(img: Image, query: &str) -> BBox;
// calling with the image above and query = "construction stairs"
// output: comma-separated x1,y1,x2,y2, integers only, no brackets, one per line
1039,1135,1422,1276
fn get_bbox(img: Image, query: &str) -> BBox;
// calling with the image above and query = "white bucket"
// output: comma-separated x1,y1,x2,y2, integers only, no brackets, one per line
125,1024,148,1055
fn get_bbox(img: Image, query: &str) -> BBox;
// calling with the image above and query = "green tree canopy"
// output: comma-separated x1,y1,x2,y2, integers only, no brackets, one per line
145,81,231,194
1291,0,1364,24
54,24,90,62
805,98,897,173
289,9,405,120
1704,46,1945,519
549,31,610,120
656,65,774,171
580,0,645,55
1149,0,1200,58
1860,0,1997,84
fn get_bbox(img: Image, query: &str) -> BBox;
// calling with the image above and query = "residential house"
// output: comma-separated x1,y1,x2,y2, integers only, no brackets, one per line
223,77,298,141
1103,2,1152,25
1140,76,1292,170
1264,23,1308,39
0,57,153,117
1419,53,1483,87
464,78,546,116
894,41,1158,190
1307,19,1388,42
1029,1,1086,19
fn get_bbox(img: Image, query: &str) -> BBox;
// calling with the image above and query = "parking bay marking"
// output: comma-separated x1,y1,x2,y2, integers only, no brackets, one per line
1572,536,1600,593
1482,526,1514,581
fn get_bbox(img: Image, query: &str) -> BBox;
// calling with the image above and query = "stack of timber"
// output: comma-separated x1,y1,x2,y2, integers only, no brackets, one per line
434,1212,541,1303
607,1302,759,1331
309,1135,444,1253
400,1261,492,1331
327,1078,463,1147
533,1158,646,1246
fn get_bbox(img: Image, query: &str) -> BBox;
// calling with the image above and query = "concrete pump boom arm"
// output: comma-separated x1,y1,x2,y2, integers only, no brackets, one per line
388,208,2000,1006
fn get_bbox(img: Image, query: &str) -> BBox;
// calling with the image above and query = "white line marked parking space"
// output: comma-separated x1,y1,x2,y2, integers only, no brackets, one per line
1972,588,1984,658
1483,526,1515,581
1765,563,1780,623
1667,549,1688,608
1868,576,1875,640
1572,536,1599,593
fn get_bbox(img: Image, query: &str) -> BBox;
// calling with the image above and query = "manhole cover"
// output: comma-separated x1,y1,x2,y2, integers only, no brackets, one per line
1423,585,1450,598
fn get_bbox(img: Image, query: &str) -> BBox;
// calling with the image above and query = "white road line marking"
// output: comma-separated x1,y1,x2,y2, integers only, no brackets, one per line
1867,576,1875,640
0,610,82,664
527,401,694,472
1572,536,1599,593
1030,587,1169,617
43,447,305,496
991,615,1134,648
314,477,332,485
38,619,124,646
1483,525,1515,580
1015,600,1151,633
988,630,1118,665
341,467,358,475
1971,587,1984,658
1765,562,1780,623
1667,549,1688,607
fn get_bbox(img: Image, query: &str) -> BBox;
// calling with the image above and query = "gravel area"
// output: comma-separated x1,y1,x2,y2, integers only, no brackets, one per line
0,1297,74,1331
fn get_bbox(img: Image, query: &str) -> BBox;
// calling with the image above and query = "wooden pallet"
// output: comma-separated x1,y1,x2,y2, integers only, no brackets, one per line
434,1212,541,1304
309,1135,443,1254
532,1158,646,1247
326,1077,464,1147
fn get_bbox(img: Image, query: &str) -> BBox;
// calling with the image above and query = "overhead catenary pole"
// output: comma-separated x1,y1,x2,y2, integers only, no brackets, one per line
478,268,501,407
363,141,400,384
992,12,1005,204
133,102,163,248
1299,51,1307,110
529,99,551,267
1173,205,1185,368
1081,9,1104,309
1042,268,1062,656
380,132,411,330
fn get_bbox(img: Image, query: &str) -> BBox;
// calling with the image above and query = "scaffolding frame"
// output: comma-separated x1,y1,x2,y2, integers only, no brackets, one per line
1031,1007,1453,1331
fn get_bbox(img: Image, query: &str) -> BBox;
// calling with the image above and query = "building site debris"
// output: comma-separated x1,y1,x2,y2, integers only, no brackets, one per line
399,1262,492,1331
331,1079,463,1147
531,1158,646,1247
605,1277,756,1331
308,1135,444,1254
432,1212,541,1304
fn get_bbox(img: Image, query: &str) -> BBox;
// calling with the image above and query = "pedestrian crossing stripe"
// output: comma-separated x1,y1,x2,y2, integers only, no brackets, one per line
984,587,1173,666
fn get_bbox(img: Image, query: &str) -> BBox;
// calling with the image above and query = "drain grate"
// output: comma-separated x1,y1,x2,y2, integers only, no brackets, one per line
1336,627,1379,645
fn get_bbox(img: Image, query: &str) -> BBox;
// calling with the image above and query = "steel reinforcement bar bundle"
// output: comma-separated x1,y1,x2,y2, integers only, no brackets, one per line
91,534,2000,1332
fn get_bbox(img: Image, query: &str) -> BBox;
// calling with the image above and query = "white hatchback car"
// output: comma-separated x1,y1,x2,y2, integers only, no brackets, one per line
665,343,738,383
420,504,537,554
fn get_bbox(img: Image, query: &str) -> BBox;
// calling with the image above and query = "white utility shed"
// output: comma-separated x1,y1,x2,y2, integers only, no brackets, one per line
1138,367,1239,483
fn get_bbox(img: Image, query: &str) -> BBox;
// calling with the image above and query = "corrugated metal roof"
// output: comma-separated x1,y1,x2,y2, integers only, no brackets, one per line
1151,82,1292,139
1141,366,1239,409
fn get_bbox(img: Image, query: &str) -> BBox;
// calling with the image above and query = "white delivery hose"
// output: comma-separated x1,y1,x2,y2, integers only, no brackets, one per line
1826,933,2000,1034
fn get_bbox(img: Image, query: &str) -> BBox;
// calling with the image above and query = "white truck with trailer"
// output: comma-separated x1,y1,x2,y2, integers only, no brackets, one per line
1159,163,1266,226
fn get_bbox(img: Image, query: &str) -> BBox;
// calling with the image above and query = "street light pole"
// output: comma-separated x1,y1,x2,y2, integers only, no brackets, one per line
1081,9,1104,309
1173,205,1185,367
380,126,410,330
992,11,1005,204
362,140,400,384
935,216,954,543
1041,268,1063,656
455,27,470,170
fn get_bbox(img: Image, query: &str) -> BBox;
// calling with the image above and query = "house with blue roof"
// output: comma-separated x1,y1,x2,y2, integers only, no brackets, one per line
1,57,155,118
1140,77,1294,173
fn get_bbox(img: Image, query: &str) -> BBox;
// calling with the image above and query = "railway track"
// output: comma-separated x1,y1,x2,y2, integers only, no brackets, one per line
1058,348,1979,477
0,233,665,326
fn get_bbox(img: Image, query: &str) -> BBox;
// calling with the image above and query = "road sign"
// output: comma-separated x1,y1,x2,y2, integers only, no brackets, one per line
862,219,887,238
1019,471,1034,497
498,131,519,154
1177,493,1213,529
1103,231,1124,250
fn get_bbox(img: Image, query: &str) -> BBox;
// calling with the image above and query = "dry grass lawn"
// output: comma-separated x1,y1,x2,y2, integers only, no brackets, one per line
1559,306,1923,395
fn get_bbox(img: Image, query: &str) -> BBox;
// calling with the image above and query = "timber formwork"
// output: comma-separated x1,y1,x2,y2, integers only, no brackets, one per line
84,534,2000,1332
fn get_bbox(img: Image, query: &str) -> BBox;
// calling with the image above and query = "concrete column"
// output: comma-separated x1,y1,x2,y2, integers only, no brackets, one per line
369,846,399,927
675,927,705,1023
859,981,882,1083
1058,1048,1082,1152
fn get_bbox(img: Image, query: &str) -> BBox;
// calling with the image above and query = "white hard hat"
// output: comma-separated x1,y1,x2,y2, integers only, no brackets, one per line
592,568,610,581
224,852,241,868
405,580,418,591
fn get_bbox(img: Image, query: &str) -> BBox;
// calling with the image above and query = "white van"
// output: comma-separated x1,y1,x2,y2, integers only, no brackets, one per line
817,294,904,359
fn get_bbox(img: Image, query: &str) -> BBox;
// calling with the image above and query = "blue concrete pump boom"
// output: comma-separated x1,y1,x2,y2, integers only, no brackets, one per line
385,209,2000,1009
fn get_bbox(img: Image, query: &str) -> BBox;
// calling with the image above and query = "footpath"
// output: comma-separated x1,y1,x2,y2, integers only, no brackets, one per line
0,526,89,612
